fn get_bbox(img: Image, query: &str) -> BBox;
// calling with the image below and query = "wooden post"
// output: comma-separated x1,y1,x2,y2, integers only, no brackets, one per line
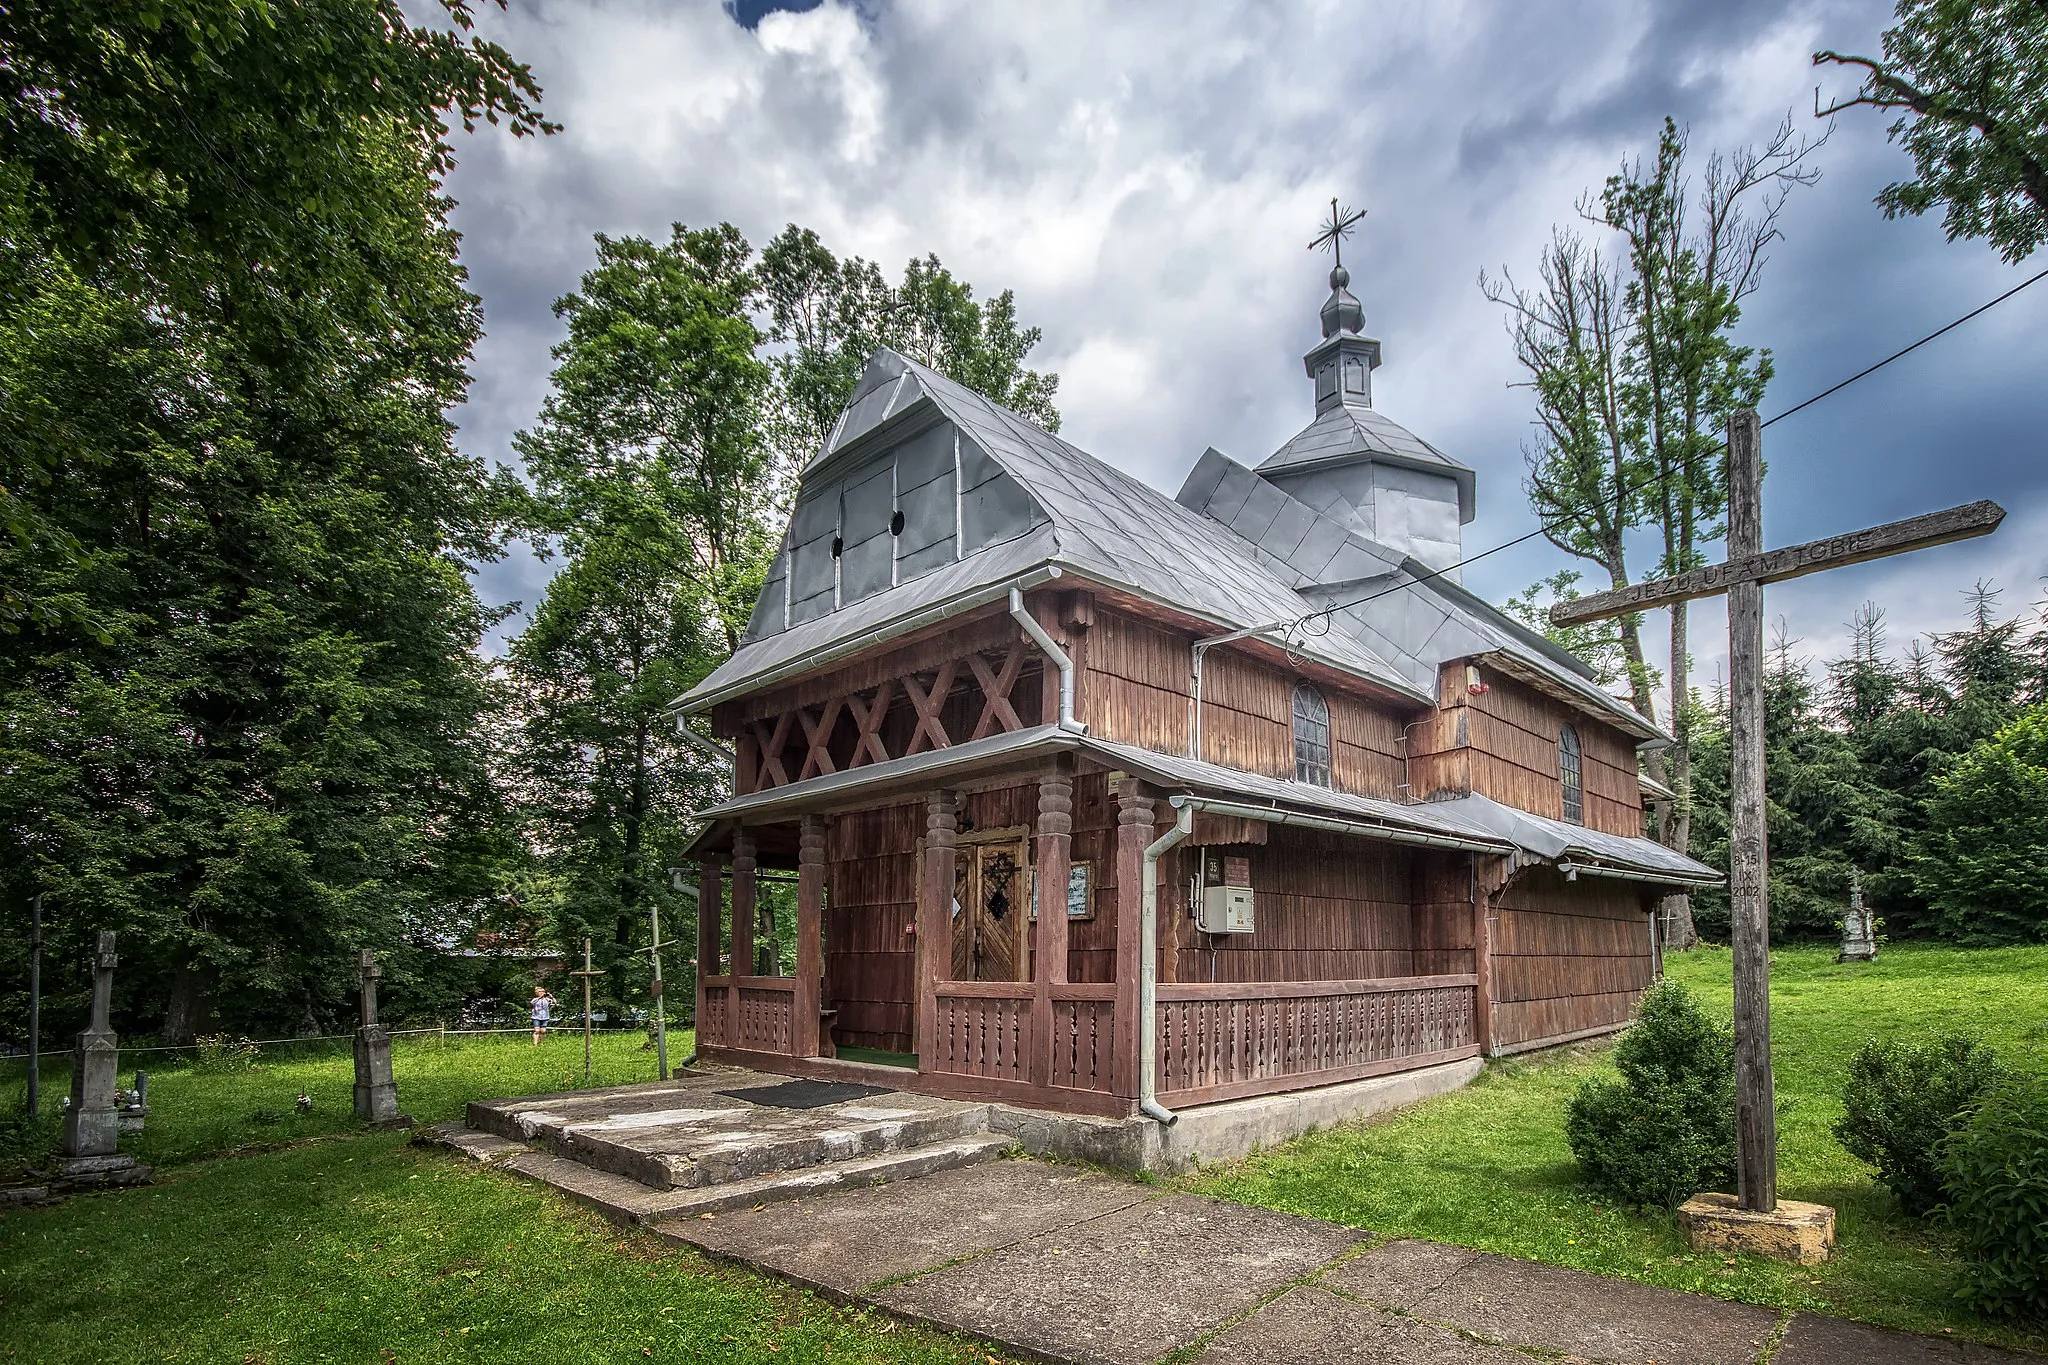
1112,775,1153,1101
731,830,757,978
1726,407,1777,1213
694,857,722,1062
569,938,606,1081
1032,762,1074,1087
795,814,826,1058
1470,855,1496,1056
916,790,959,1067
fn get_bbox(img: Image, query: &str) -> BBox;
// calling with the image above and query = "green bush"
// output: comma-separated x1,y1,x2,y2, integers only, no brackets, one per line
1834,1035,2000,1215
1565,980,1736,1208
1940,1072,2048,1322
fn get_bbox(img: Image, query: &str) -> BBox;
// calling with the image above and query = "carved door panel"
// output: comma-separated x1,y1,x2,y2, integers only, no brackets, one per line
949,835,1030,982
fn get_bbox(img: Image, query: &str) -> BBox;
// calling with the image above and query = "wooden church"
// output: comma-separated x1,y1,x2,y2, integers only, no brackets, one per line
674,254,1717,1128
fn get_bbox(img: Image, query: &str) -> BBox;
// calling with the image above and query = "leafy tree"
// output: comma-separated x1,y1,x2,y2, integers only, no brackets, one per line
1817,0,2048,262
1503,569,1640,694
507,225,771,965
758,225,1062,478
0,1,547,1040
1490,115,1820,946
1909,702,2048,943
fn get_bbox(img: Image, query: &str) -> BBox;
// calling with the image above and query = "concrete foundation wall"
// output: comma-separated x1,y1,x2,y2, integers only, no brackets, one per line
989,1054,1485,1174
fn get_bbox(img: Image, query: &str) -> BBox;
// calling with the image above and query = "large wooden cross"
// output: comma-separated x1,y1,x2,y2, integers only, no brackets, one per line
1551,407,2004,1212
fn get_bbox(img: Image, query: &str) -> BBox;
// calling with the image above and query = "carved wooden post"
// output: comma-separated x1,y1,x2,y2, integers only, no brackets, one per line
1032,762,1074,1087
916,790,959,1067
795,814,826,1058
1471,854,1503,1056
731,830,758,978
695,856,722,1049
1112,775,1152,1101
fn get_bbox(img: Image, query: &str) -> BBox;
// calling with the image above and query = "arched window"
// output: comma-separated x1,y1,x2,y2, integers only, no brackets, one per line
1559,724,1584,825
1292,684,1331,787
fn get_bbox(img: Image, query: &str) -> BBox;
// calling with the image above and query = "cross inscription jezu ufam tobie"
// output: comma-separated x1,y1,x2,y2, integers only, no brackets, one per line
1552,407,2003,1214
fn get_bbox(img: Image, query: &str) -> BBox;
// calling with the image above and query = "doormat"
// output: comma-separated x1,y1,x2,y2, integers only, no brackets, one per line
715,1080,895,1110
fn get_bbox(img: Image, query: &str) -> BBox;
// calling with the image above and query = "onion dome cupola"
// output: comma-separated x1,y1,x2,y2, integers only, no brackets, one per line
1255,202,1476,578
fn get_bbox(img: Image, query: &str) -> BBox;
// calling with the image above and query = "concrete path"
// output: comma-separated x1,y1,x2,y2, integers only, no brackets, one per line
649,1158,2038,1365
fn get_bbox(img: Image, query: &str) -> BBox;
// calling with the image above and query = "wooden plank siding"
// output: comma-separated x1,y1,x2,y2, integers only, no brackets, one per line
1082,606,1404,798
1409,665,1643,838
1489,867,1656,1050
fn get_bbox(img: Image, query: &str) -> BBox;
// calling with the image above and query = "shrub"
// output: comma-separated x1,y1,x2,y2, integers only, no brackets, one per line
1834,1035,2000,1216
1565,980,1736,1208
1940,1072,2048,1322
191,1034,262,1074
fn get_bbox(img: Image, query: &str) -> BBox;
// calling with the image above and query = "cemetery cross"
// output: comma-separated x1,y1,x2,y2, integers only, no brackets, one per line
569,937,607,1080
1552,407,2003,1212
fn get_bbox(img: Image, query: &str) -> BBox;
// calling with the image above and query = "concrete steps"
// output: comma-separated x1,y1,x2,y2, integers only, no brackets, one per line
469,1093,993,1192
506,1134,1015,1227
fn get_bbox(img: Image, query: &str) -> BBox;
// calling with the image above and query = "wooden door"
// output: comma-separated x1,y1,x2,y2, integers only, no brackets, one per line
951,834,1029,982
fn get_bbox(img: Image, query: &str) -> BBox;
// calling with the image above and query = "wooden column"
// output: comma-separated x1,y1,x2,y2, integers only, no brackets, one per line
1471,854,1496,1056
695,856,723,1045
731,830,757,978
1727,407,1777,1212
1031,762,1074,1087
1112,775,1152,1101
916,790,959,1067
794,814,826,1059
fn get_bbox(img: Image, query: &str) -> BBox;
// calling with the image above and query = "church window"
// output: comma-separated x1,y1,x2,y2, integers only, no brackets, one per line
1559,725,1583,824
1292,684,1331,787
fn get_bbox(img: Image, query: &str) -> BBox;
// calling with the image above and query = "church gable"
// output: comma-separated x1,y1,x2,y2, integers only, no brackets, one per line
746,403,1049,641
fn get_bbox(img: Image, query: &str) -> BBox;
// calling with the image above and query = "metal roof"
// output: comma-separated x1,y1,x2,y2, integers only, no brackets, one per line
1176,448,1666,742
679,351,1426,714
687,725,1715,885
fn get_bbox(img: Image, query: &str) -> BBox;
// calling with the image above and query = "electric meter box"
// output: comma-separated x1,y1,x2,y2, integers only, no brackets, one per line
1198,884,1255,934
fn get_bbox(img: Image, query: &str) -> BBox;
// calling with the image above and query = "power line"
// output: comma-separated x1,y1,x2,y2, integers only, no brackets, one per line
1762,264,2048,429
1289,266,2048,636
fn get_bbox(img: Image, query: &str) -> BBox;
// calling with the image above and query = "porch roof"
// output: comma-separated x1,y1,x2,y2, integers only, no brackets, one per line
685,726,1721,887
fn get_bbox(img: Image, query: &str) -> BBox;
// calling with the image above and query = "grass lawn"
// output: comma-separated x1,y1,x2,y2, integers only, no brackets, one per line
0,1133,1010,1364
1,1029,1013,1363
2,1028,694,1173
1190,943,2048,1353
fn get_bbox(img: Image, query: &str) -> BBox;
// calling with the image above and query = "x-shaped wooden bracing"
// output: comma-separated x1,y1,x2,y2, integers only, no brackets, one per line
748,641,1033,788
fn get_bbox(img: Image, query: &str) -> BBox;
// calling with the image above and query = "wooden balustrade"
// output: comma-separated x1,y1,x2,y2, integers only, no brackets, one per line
1154,975,1479,1106
927,982,1035,1086
697,978,730,1048
1048,983,1117,1094
733,977,797,1054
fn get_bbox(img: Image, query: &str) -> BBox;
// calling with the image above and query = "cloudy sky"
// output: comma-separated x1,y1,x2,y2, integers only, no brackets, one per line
444,0,2048,699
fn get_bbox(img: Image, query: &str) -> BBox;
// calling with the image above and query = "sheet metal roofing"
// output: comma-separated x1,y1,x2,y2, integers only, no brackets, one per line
690,725,1716,885
680,344,1661,748
679,350,1423,712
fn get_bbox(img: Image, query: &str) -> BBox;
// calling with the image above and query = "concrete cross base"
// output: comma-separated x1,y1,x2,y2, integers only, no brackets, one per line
352,1026,410,1127
1678,1192,1836,1265
50,1152,153,1190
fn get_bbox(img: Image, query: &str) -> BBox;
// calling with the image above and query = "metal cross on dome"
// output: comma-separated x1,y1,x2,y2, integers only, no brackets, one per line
1309,198,1368,269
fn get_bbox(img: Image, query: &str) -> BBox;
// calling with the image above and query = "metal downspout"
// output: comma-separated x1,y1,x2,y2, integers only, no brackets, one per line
1139,800,1196,1124
1010,587,1087,733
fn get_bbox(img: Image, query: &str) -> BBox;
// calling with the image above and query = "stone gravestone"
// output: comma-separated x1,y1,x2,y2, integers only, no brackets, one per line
57,931,150,1187
1837,866,1878,963
352,949,411,1128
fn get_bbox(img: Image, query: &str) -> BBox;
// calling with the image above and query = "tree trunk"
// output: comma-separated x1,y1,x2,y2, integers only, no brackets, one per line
162,960,218,1044
1661,600,1700,949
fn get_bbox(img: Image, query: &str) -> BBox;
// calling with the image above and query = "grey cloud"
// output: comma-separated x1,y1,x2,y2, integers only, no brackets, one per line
444,0,2048,670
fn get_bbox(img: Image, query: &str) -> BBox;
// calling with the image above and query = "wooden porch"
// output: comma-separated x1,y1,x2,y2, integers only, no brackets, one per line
688,768,1488,1120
